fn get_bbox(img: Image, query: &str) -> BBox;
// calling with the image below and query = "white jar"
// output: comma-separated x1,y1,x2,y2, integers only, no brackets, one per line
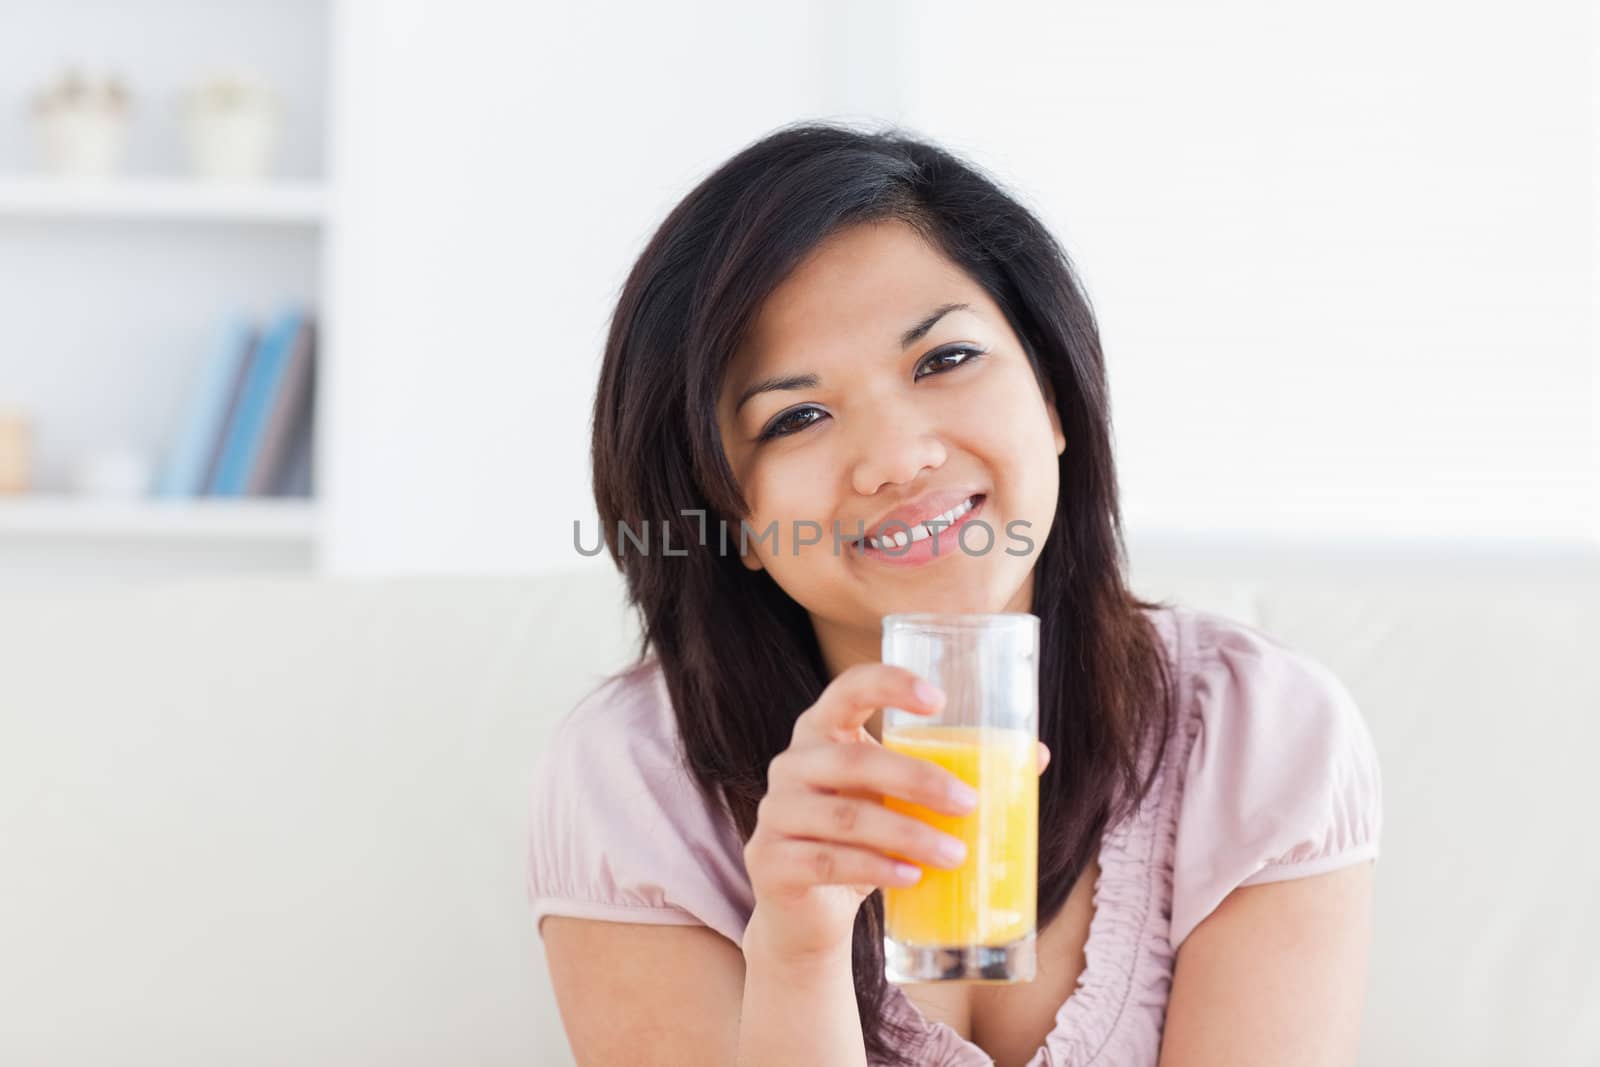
181,76,281,180
36,106,131,178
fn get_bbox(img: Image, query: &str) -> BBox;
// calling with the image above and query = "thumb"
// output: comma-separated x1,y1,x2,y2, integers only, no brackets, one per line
1037,741,1050,775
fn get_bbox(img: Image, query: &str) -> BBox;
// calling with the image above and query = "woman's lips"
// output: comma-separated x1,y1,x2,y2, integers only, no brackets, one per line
852,494,988,568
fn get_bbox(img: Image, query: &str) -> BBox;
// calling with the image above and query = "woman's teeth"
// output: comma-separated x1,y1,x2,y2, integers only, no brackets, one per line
865,495,978,550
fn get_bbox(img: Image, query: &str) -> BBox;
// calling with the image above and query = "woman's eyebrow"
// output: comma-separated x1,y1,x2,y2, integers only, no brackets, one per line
899,302,971,349
733,302,974,415
733,372,820,415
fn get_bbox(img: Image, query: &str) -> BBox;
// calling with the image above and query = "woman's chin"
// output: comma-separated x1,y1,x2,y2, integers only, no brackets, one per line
890,560,1040,618
871,584,1013,620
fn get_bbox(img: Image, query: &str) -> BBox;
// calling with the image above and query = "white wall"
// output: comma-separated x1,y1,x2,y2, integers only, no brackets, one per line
324,0,1596,575
892,0,1595,546
324,0,832,575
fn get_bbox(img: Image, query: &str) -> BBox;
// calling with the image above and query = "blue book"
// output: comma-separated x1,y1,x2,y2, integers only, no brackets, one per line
152,315,257,499
200,323,263,495
209,309,306,497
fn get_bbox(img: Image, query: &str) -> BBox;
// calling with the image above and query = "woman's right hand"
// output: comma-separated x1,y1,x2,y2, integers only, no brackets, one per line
741,663,1019,965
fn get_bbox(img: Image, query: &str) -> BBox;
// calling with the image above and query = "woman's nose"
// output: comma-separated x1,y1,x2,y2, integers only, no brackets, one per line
848,409,948,497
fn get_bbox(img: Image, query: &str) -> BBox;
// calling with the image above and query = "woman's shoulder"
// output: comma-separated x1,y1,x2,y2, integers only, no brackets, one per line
1140,602,1373,749
535,655,728,828
527,656,754,946
1176,605,1377,762
1157,605,1384,949
542,656,680,773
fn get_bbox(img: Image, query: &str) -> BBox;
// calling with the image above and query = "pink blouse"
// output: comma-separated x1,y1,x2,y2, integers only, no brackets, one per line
527,605,1383,1065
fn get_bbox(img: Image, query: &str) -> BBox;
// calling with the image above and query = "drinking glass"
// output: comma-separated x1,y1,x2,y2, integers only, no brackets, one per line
880,612,1040,984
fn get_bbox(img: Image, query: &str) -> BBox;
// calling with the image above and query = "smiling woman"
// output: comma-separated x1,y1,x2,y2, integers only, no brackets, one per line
715,220,1066,651
529,121,1380,1067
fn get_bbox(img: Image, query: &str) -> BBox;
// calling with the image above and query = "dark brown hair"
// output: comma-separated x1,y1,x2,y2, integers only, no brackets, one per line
590,119,1176,1064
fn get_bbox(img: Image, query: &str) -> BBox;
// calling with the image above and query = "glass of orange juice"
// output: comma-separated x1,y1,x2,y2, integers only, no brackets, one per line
880,612,1039,984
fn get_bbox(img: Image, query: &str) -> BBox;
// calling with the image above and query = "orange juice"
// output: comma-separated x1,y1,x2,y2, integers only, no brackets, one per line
881,724,1037,947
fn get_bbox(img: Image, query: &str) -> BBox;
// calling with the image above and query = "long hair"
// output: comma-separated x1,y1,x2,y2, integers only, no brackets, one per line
590,120,1176,1064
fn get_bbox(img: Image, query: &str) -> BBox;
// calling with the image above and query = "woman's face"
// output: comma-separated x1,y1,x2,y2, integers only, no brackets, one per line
715,220,1066,673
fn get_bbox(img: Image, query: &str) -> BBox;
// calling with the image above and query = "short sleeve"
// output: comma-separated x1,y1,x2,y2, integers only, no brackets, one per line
1168,614,1383,950
526,661,754,946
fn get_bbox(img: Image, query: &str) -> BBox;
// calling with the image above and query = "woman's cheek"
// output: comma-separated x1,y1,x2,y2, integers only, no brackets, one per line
745,470,806,536
774,447,834,509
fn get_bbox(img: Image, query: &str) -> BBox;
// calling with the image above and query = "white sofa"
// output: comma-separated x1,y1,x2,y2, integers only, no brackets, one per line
2,540,1596,1065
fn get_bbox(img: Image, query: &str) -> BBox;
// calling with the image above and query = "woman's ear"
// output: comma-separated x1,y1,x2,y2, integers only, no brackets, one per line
726,512,764,572
1042,378,1067,457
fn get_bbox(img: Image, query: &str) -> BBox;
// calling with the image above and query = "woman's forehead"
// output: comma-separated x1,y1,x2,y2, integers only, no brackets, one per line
728,226,992,385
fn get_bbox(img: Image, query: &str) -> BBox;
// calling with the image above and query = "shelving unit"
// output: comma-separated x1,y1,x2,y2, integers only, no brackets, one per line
0,176,327,224
0,495,319,543
0,0,332,583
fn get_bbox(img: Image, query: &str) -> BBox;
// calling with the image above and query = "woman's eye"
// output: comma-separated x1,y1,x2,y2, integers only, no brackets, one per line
758,406,826,441
915,345,984,379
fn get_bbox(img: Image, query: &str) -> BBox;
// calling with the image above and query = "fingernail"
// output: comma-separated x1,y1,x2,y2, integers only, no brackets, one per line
893,862,923,884
948,781,979,811
913,679,943,707
936,837,968,865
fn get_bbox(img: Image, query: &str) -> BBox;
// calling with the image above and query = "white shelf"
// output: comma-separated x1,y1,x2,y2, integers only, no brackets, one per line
0,176,327,224
0,496,320,543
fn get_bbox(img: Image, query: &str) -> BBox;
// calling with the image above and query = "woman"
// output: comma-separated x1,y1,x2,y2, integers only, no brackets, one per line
529,121,1382,1066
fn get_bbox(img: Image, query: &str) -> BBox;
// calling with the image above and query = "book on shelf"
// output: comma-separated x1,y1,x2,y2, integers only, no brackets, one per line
274,404,314,497
200,323,261,494
153,307,317,501
152,315,256,498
